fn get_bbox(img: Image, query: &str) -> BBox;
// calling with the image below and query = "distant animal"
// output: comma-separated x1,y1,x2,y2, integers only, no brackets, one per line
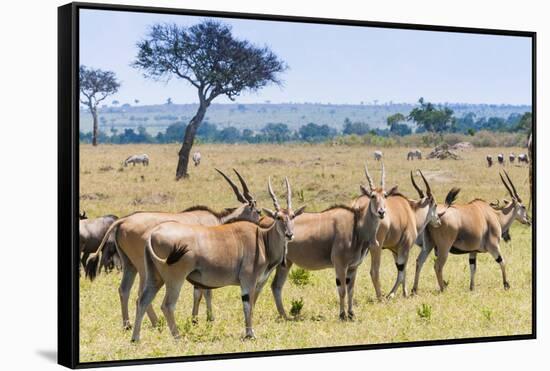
374,150,383,161
518,153,529,164
407,149,422,160
509,153,516,164
486,155,493,167
497,153,504,166
192,151,201,166
79,214,119,273
123,154,149,167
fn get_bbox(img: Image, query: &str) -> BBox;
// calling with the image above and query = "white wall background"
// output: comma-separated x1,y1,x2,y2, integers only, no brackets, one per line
0,0,546,369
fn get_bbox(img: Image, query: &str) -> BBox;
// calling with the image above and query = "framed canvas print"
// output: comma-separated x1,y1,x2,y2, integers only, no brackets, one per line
58,2,536,368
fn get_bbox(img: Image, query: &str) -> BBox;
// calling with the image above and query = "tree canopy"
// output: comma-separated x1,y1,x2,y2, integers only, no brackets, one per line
408,97,454,133
132,20,287,179
133,20,287,104
79,66,120,109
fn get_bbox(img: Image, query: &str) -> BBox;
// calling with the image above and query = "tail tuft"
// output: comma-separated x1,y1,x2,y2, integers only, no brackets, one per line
445,187,461,207
166,244,189,265
84,254,100,281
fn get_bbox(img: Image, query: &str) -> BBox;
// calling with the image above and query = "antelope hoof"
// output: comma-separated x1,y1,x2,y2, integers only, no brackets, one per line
470,285,475,291
411,288,418,296
347,311,355,320
192,317,199,325
206,314,215,322
339,312,347,321
243,330,256,340
386,292,396,300
130,336,139,343
443,280,449,288
504,282,511,290
123,323,132,331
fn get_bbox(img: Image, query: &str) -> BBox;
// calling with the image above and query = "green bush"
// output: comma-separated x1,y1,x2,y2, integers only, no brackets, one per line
289,268,312,286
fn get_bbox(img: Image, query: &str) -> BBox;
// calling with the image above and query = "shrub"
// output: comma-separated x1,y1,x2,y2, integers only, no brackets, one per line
290,298,304,317
417,303,432,320
289,268,312,286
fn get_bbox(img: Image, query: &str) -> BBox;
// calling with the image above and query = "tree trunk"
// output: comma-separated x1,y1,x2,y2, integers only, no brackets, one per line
91,109,99,146
176,102,208,180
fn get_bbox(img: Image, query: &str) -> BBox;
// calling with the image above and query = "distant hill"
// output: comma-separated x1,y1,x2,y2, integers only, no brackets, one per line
80,102,532,135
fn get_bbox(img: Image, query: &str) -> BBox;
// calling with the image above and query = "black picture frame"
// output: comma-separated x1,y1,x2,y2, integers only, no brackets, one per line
58,2,536,368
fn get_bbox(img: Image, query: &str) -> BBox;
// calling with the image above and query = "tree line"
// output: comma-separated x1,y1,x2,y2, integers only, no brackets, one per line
80,106,531,145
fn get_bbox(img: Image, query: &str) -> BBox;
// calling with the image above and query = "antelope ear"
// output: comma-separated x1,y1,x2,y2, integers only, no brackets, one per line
360,185,372,197
294,205,307,217
262,208,276,218
384,185,399,197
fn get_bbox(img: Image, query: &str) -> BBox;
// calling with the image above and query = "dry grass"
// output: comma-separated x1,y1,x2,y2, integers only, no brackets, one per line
79,143,532,363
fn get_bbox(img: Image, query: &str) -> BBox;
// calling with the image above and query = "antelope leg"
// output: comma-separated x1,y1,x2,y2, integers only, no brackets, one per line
191,287,203,324
412,235,434,294
161,280,185,339
118,251,137,330
469,253,477,291
346,267,358,319
271,261,293,319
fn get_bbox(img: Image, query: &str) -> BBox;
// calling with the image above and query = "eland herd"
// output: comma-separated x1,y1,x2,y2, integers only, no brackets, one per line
81,161,531,342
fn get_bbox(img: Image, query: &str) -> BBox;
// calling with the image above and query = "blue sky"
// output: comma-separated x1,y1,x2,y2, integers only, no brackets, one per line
80,9,532,106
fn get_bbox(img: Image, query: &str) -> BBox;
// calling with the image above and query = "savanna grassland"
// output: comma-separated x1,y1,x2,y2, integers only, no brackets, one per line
79,143,533,363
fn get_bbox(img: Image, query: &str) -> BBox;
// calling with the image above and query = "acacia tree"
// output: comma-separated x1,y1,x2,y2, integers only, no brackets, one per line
408,97,454,133
386,113,406,132
79,66,120,146
133,20,287,179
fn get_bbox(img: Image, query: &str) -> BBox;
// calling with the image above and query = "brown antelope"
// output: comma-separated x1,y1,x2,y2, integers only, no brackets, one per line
130,177,304,341
193,162,394,321
270,162,393,320
412,170,530,293
367,170,444,299
85,169,260,330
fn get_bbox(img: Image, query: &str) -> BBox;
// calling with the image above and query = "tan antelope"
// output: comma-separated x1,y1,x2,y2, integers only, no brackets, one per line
411,170,530,293
85,169,260,330
130,177,304,341
365,170,444,299
193,162,394,321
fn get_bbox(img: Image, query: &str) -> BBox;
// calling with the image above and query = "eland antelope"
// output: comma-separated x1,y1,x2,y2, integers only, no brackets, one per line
411,170,530,293
124,154,149,167
193,162,394,321
130,177,304,341
367,170,444,299
85,169,260,330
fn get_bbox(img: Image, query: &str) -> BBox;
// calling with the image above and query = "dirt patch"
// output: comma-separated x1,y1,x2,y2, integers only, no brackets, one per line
80,192,109,201
257,157,286,165
99,165,114,172
132,192,174,205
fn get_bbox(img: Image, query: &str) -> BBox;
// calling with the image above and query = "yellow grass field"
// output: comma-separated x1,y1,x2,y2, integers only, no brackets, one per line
79,143,533,363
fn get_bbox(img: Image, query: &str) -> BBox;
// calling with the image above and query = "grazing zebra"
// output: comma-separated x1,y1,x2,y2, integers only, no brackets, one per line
192,151,201,166
374,150,383,161
407,149,422,160
123,154,149,167
486,155,493,167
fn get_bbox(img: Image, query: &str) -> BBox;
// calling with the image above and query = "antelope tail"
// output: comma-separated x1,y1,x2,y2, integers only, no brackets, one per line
84,217,126,281
445,187,461,208
144,234,189,266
